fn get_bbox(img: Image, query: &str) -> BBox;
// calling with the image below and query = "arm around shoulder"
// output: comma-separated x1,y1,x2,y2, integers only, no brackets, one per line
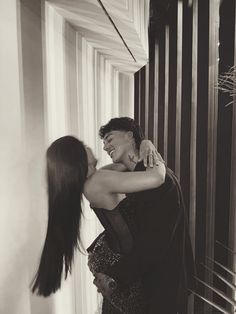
146,161,166,184
97,162,166,194
99,163,127,172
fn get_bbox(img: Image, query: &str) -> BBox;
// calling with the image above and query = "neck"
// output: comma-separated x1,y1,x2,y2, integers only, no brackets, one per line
121,148,139,171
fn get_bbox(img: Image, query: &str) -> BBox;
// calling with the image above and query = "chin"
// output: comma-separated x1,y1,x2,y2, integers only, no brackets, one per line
111,157,119,163
111,153,123,164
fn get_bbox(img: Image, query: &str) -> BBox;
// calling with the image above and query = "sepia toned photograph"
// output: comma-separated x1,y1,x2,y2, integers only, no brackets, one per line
0,0,235,313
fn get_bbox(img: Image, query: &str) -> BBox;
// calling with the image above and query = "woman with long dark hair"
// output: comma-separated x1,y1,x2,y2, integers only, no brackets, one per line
31,135,165,313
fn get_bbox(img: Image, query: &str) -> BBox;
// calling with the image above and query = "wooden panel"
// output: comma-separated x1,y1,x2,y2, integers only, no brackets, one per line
175,0,183,179
134,71,141,125
167,1,177,170
216,0,235,257
140,66,146,131
215,0,236,311
229,0,236,277
157,24,166,156
145,61,149,137
229,16,236,301
189,0,197,257
195,0,209,289
205,0,219,263
179,0,194,230
164,24,169,162
153,37,159,148
205,1,220,311
147,34,155,140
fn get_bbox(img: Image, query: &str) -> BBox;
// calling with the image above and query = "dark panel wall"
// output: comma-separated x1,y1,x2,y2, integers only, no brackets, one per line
134,0,236,313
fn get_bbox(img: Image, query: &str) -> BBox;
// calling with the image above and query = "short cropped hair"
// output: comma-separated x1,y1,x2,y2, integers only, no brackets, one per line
99,117,145,149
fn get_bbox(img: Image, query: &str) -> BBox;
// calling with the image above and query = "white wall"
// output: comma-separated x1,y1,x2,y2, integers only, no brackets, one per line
0,0,146,313
0,0,51,313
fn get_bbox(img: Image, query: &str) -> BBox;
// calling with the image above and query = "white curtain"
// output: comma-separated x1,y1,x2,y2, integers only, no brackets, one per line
0,1,135,313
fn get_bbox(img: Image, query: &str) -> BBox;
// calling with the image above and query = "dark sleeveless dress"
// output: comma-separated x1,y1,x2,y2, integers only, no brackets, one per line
101,165,195,314
87,165,195,314
87,198,147,314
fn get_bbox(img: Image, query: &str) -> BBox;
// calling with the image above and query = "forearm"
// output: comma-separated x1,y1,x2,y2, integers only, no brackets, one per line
99,165,165,194
139,139,165,167
100,163,127,171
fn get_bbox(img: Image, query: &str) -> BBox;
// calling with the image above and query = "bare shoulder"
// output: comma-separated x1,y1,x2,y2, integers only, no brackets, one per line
83,170,115,207
83,170,109,198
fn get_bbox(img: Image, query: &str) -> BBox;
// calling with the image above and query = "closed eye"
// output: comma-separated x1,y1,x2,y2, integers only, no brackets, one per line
107,136,113,143
104,136,112,145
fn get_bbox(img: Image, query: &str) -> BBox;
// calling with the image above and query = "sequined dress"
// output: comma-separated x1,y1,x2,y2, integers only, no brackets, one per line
87,198,146,314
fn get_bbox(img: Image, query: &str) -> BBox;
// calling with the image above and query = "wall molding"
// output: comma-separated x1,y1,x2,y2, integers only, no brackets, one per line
48,0,149,73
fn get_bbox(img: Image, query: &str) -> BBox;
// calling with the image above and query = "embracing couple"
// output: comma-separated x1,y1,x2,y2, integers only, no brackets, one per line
32,117,195,314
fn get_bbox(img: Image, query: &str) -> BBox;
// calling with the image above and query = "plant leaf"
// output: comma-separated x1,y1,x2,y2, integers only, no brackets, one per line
202,263,236,290
190,289,233,314
216,241,236,255
217,65,236,106
206,257,236,277
194,277,236,307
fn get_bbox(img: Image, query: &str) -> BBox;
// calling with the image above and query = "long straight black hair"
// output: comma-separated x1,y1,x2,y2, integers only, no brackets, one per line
31,136,88,296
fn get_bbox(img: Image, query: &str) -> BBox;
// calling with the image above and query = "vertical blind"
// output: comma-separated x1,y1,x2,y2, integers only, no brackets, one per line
134,0,236,313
